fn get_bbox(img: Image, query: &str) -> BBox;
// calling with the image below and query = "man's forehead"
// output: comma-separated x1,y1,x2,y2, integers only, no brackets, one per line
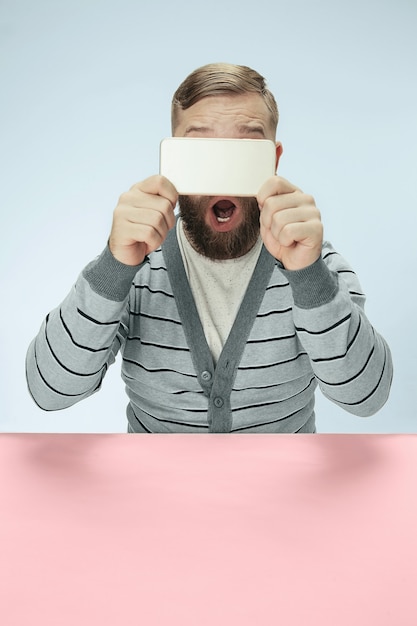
182,93,270,117
175,93,274,134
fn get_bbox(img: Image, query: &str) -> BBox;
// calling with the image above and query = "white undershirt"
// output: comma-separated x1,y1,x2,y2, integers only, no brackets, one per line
177,218,263,363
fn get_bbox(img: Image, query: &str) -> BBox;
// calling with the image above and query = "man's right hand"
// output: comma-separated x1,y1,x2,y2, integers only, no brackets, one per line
109,175,178,266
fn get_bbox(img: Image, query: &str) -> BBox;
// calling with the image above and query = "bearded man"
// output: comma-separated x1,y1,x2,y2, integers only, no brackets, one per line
26,63,393,433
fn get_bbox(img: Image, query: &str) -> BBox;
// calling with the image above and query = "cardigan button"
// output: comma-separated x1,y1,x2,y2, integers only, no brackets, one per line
214,397,224,408
201,371,212,382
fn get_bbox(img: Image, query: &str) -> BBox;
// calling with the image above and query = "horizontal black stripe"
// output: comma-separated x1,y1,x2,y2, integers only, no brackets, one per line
126,337,190,352
58,310,112,353
133,405,209,429
133,284,175,298
238,351,308,371
150,265,168,272
232,381,288,392
265,282,290,291
128,311,182,325
34,343,91,398
44,323,104,378
122,373,205,397
295,313,351,335
171,389,206,396
312,317,362,363
335,349,389,406
316,345,375,386
246,332,296,345
76,308,120,326
234,377,315,412
256,307,293,318
322,251,338,261
123,357,198,378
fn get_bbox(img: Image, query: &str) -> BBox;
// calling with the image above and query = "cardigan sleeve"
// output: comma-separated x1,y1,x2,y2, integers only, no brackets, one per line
26,246,144,411
279,242,393,417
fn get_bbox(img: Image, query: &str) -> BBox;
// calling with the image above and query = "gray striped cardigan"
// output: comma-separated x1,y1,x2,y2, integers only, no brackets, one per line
26,227,393,432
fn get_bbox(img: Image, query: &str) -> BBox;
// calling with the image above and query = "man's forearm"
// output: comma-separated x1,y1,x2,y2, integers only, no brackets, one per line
26,247,143,411
281,246,393,416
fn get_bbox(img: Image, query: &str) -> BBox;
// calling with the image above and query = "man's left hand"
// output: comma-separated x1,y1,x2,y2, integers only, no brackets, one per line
257,176,323,270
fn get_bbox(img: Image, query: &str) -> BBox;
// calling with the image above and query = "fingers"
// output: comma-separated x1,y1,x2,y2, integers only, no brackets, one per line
257,175,323,270
130,175,178,212
261,206,321,243
257,176,301,209
109,175,178,266
265,214,322,250
118,183,176,234
257,176,319,228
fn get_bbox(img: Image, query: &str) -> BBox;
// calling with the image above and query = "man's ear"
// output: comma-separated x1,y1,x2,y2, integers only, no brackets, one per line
275,142,283,171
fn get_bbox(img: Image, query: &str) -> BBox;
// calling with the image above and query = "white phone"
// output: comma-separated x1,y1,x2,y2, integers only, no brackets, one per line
159,137,276,196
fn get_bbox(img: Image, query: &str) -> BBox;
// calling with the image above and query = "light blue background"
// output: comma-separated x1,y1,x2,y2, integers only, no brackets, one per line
1,0,416,432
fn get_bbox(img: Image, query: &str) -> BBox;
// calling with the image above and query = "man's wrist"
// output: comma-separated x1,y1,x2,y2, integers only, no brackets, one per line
278,255,339,309
83,244,147,302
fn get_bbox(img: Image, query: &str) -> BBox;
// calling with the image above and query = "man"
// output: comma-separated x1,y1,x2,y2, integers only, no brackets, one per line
26,63,393,433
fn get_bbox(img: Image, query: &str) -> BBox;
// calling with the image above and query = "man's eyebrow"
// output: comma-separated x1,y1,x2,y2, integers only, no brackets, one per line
183,124,267,136
237,124,267,136
184,125,212,135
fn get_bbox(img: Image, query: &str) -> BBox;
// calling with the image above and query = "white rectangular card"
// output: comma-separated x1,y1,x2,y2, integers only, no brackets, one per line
159,137,276,196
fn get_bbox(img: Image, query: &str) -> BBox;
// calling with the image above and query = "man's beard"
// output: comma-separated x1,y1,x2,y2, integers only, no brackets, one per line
178,195,261,260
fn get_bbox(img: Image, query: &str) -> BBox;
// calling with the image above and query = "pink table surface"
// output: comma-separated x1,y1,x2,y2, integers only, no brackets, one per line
1,434,416,626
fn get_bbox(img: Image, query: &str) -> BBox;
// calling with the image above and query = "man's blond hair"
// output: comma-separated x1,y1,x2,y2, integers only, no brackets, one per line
171,63,279,133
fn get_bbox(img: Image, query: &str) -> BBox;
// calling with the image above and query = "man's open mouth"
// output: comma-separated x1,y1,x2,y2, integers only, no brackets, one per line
212,199,236,223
